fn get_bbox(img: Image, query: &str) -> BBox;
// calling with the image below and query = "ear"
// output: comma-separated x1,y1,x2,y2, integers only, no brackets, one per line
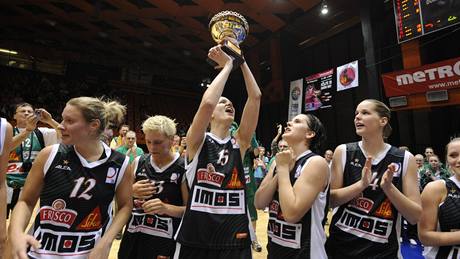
305,130,316,141
380,117,388,127
89,119,101,134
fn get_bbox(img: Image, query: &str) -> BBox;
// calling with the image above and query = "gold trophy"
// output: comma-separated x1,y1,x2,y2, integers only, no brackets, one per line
208,10,249,69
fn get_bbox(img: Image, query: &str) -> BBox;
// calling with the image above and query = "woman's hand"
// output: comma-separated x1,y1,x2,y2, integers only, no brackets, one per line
10,233,41,259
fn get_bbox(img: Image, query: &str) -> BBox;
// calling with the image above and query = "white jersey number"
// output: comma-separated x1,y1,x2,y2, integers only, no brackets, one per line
70,177,96,200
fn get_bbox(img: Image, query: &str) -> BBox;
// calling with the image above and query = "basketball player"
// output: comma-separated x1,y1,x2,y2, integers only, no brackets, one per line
255,114,330,258
9,97,133,259
118,115,188,258
419,138,460,258
174,42,261,258
326,99,421,258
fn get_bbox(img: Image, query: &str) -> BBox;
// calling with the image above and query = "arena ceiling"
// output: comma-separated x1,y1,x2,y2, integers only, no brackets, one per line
0,0,360,90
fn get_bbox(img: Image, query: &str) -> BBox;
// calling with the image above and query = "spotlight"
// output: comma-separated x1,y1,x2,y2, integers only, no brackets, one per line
320,1,329,15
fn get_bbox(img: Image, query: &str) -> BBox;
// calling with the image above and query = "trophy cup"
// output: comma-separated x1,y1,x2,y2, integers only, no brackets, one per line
208,10,249,69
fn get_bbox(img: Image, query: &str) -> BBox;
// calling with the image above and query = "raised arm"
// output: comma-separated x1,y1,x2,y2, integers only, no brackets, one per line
380,155,421,224
254,161,278,209
11,114,37,151
277,152,329,223
37,108,62,140
234,61,262,152
329,145,373,207
186,46,233,160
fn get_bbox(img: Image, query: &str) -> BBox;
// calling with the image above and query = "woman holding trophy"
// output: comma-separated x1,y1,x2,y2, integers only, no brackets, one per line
174,11,262,259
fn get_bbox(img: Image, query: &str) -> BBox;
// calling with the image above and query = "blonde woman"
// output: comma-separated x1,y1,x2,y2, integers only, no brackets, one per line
118,115,187,259
9,97,133,259
419,138,460,258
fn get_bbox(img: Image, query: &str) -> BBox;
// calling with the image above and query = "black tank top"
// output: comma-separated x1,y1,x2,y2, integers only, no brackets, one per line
327,142,405,258
125,153,185,239
434,178,460,258
267,151,329,259
175,133,250,249
28,143,128,258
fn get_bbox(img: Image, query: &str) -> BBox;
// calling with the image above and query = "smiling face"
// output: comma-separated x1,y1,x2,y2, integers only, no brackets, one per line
354,100,388,138
59,104,99,145
447,140,460,177
212,97,235,124
145,130,173,160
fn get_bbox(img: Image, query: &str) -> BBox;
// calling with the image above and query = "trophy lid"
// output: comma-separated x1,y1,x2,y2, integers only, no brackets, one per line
209,11,249,43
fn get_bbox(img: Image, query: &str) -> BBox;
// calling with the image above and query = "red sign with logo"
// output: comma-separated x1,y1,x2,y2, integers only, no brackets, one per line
382,57,460,97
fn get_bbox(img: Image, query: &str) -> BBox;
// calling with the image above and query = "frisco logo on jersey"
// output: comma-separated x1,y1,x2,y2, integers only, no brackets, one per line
190,185,245,215
335,208,392,243
55,160,72,171
127,212,174,239
40,199,78,229
197,163,225,187
348,194,374,214
105,167,118,184
268,216,302,249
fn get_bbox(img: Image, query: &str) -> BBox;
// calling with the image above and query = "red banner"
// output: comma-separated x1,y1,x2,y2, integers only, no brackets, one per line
382,57,460,97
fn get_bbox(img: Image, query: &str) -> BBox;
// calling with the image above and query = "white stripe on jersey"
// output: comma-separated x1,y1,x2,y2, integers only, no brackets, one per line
0,118,6,155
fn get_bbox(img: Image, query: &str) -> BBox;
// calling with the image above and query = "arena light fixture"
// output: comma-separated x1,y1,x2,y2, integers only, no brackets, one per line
320,1,329,15
0,48,18,55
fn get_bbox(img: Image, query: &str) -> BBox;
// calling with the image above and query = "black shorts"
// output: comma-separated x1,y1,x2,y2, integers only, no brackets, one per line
173,243,252,259
118,232,176,259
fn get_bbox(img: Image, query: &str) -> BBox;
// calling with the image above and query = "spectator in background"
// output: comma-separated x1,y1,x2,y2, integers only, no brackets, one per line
116,130,144,163
415,154,425,170
0,118,13,254
420,154,450,190
7,103,61,218
171,134,181,154
324,149,333,166
179,136,187,158
424,147,434,164
253,146,268,188
110,124,129,149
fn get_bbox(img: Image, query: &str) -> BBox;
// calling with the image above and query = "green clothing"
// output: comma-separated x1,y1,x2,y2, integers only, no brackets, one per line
116,146,144,163
419,164,450,190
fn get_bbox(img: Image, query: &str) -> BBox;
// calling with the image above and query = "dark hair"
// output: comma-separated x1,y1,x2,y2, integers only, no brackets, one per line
305,114,326,154
363,99,392,139
15,102,33,111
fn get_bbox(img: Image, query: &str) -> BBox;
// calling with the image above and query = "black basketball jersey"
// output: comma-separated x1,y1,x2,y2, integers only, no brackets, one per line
267,151,329,259
327,142,406,258
28,143,128,259
175,132,250,249
424,177,460,259
120,153,185,256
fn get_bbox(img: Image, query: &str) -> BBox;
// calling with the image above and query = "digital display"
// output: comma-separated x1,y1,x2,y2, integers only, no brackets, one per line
394,0,460,43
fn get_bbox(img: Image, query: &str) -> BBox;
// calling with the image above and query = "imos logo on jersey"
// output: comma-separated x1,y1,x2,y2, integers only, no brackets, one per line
40,199,77,228
268,217,302,249
190,185,245,214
